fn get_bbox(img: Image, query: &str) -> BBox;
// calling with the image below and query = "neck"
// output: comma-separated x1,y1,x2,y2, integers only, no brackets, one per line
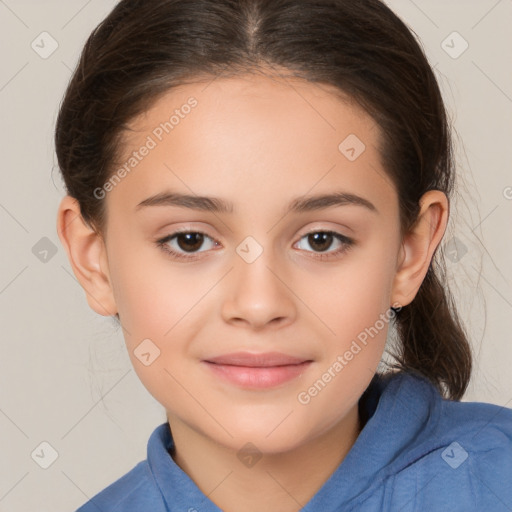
167,405,361,512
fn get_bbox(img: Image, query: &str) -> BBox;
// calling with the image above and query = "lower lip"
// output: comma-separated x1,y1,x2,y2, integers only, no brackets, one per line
202,361,312,389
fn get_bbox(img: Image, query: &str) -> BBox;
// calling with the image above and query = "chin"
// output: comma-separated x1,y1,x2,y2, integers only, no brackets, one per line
224,421,308,455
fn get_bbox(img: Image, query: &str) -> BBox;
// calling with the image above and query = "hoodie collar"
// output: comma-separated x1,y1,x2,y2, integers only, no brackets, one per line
146,371,441,511
301,371,441,511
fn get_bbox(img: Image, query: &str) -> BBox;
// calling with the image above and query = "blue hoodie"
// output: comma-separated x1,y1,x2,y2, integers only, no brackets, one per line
75,371,512,511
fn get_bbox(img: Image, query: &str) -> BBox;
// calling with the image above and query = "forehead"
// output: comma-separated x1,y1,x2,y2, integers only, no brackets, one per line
125,72,378,153
108,72,396,217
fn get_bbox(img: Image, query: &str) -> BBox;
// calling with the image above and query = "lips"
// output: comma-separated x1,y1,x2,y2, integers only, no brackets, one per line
202,351,313,389
204,351,310,367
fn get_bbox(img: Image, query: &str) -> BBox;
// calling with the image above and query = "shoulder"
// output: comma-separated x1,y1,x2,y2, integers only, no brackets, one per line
437,393,512,501
439,391,512,447
433,384,512,477
75,460,165,512
382,370,512,446
385,373,512,510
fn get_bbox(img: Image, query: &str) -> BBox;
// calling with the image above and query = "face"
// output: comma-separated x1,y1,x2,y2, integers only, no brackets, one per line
100,73,403,453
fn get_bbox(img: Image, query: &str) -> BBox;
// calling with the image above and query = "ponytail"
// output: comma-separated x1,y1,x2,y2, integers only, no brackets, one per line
391,264,472,400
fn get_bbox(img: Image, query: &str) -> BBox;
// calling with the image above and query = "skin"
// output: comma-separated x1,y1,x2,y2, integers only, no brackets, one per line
57,72,448,512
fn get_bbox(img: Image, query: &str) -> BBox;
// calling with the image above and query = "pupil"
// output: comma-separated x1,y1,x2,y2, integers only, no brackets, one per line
177,233,204,252
309,232,332,252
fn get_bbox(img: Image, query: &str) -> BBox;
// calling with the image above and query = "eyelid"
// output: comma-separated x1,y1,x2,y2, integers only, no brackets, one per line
155,225,220,245
298,224,353,239
156,228,220,253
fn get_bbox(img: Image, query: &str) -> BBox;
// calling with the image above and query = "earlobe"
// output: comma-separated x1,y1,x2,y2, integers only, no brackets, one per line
56,196,117,317
391,190,449,307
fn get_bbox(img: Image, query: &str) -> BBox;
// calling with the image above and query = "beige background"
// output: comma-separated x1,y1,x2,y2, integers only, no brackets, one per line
0,0,511,510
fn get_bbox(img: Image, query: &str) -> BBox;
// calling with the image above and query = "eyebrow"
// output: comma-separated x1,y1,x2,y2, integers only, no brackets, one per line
135,190,378,215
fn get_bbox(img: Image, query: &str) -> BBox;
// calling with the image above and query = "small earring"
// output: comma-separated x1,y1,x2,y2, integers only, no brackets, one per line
390,302,402,313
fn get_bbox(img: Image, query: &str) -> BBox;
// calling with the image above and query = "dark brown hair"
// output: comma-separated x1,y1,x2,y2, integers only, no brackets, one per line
55,0,472,399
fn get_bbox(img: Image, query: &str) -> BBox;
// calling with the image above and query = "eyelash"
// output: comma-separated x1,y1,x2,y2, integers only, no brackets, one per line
156,228,355,262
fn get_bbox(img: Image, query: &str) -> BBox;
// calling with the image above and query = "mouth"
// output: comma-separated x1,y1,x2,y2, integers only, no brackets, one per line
202,351,313,389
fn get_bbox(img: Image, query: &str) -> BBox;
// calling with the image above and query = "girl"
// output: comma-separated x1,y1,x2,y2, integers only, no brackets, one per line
55,0,512,510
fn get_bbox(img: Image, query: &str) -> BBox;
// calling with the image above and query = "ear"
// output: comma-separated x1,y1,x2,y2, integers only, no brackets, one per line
391,190,449,307
56,196,117,317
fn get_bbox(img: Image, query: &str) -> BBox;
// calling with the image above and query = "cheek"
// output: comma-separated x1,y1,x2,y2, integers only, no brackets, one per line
113,272,195,413
106,242,208,396
294,262,395,435
107,235,187,332
290,242,397,410
293,244,397,342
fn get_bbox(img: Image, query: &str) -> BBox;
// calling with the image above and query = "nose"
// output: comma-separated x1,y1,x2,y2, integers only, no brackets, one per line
220,249,297,331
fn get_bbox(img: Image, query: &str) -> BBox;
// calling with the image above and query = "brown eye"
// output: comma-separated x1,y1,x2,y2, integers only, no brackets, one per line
295,230,355,260
307,232,334,252
156,231,218,260
175,232,205,252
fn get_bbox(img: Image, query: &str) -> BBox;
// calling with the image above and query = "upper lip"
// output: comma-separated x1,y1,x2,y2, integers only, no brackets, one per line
204,351,311,367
